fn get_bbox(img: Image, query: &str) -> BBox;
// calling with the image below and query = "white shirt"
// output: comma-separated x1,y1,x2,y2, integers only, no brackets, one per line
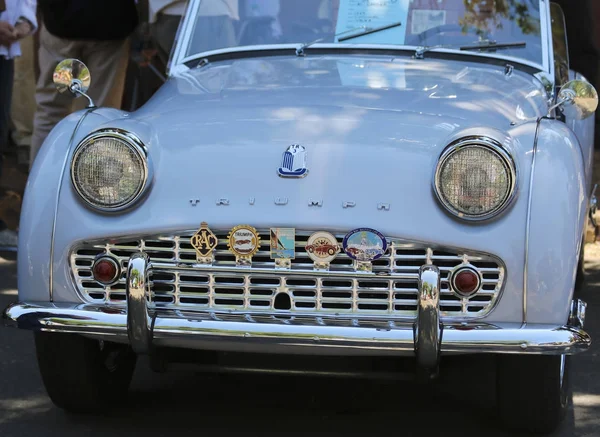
149,0,187,23
0,0,38,59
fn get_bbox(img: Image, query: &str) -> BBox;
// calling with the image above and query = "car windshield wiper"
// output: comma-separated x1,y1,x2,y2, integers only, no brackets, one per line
296,21,403,56
338,21,403,42
415,40,526,59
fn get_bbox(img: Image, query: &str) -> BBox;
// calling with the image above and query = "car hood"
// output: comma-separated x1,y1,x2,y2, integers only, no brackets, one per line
137,54,548,134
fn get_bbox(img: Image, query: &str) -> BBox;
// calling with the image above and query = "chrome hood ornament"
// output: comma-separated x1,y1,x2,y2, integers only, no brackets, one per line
278,145,308,178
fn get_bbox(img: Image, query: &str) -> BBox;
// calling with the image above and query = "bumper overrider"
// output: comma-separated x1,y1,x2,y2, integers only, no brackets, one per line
3,253,591,369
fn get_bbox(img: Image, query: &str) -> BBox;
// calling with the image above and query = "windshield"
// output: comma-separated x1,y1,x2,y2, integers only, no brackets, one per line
185,0,544,66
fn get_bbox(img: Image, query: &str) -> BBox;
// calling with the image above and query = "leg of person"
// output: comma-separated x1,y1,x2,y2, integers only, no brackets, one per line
11,34,37,168
30,25,81,168
0,57,15,242
78,38,131,111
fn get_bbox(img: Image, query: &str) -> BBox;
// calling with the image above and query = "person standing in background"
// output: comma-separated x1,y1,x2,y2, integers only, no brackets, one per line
10,29,36,168
0,0,37,246
148,0,186,68
30,0,139,168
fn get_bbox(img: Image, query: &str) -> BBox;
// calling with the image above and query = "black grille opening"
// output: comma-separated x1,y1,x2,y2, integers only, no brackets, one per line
145,241,175,248
77,249,104,256
147,251,175,260
249,289,274,296
214,276,244,285
394,281,419,290
274,293,292,310
180,275,209,283
322,279,352,288
358,303,388,311
358,292,388,300
250,277,280,285
469,295,492,302
295,301,316,309
151,273,175,282
250,300,270,307
483,273,500,280
111,283,126,290
180,296,209,305
482,284,496,291
153,295,174,303
78,271,92,278
152,283,174,293
322,291,351,299
179,286,209,294
286,278,316,287
394,304,416,311
214,288,244,296
111,250,137,258
82,281,104,289
88,292,105,300
358,280,388,289
322,302,352,310
214,298,243,306
75,259,92,267
471,261,499,269
108,293,126,301
292,290,316,298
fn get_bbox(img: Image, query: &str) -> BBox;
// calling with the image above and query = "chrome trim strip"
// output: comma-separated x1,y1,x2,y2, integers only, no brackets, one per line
49,108,96,301
523,118,544,325
414,265,442,369
433,136,518,222
70,128,150,212
3,302,591,356
126,253,153,354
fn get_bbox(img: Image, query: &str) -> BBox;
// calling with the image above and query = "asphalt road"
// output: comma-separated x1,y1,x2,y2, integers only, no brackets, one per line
1,249,599,437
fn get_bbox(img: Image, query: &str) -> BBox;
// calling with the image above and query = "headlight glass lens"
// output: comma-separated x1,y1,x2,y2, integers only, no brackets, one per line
436,144,514,218
72,135,147,209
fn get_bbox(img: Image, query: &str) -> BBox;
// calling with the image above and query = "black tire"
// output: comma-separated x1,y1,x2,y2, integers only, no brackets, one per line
496,354,569,434
34,332,137,414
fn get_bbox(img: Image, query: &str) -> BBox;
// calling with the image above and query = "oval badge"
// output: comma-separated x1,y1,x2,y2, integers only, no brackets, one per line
305,231,340,264
227,225,260,258
342,228,388,261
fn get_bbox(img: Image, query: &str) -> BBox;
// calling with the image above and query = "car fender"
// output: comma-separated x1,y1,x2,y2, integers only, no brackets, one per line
525,117,587,325
17,108,126,302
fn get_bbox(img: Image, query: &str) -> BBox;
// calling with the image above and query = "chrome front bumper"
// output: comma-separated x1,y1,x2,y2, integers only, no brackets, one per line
3,253,591,369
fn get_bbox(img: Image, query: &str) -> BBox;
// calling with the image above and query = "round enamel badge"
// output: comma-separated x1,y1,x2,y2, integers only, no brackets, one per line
342,228,388,261
305,231,341,263
227,225,260,258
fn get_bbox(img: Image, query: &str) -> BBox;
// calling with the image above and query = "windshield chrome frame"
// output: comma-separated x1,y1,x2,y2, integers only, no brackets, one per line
169,0,553,86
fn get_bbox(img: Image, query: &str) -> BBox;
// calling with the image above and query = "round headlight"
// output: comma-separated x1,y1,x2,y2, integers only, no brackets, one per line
71,130,148,210
434,138,516,220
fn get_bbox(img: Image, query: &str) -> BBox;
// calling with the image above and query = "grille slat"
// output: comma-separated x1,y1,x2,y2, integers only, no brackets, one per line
70,229,505,319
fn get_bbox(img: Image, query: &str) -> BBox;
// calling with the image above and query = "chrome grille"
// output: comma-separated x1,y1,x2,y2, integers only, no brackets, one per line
69,230,505,319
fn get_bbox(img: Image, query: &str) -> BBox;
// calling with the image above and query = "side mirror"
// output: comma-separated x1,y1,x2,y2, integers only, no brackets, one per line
551,80,599,120
53,58,95,108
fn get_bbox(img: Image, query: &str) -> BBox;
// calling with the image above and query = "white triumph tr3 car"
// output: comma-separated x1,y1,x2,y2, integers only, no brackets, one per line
4,0,598,433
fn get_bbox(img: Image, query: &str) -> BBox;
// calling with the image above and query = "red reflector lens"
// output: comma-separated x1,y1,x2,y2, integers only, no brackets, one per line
453,269,480,296
93,258,119,284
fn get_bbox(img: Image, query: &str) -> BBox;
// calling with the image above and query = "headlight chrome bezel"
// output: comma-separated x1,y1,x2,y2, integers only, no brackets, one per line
434,136,518,222
71,128,150,212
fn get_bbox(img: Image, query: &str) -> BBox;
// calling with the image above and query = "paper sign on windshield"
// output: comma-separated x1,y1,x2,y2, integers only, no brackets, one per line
335,0,410,45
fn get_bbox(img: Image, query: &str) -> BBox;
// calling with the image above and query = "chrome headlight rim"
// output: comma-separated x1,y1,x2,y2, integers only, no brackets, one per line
71,128,150,212
434,136,518,222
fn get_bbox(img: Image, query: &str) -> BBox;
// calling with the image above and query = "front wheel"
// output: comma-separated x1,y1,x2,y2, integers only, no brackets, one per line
35,332,137,413
496,354,569,434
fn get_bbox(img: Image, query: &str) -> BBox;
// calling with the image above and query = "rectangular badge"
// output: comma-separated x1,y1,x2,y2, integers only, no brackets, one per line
270,228,295,259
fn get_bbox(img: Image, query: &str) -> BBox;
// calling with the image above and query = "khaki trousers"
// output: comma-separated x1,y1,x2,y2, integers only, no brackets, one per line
11,34,36,148
30,25,131,167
